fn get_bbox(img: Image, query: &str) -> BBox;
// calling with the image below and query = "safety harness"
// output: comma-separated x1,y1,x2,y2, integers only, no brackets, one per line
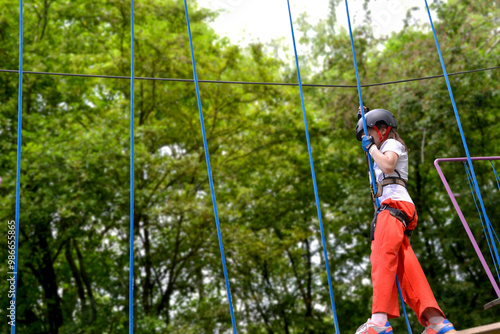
361,125,415,240
370,204,415,241
369,170,415,241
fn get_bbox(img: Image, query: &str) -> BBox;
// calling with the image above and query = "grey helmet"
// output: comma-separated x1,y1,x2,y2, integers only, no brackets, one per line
355,109,397,141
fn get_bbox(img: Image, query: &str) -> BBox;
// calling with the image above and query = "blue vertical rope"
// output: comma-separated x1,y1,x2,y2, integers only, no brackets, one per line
344,1,412,332
286,1,340,332
183,1,238,333
464,163,500,282
423,0,500,271
11,0,23,333
344,0,377,199
491,161,500,193
129,0,135,332
467,165,500,274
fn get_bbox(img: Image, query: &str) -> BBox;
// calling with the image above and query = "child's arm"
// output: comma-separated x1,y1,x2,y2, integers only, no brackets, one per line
369,147,398,174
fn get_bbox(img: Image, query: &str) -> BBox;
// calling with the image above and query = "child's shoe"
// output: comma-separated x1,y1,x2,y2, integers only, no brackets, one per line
422,319,456,334
355,319,393,334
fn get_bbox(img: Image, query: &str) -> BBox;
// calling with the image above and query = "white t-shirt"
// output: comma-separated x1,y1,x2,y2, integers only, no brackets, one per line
373,139,413,204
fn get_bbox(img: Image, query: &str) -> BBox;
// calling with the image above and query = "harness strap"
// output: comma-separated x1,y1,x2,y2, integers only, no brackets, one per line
372,170,407,198
380,177,407,188
379,204,413,237
372,175,407,198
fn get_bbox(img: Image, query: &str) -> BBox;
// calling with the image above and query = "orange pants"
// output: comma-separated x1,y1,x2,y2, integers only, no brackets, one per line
371,199,444,326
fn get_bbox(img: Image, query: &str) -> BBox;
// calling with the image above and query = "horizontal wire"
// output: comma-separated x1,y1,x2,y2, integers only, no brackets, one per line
0,65,498,88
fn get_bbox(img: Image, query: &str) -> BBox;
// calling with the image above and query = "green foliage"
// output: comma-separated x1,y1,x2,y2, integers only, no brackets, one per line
0,0,499,333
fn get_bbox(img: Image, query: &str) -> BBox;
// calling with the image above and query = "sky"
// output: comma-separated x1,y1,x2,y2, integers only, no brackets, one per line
196,0,435,47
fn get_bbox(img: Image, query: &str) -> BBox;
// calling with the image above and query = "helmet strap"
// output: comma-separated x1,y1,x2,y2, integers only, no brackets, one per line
373,126,392,143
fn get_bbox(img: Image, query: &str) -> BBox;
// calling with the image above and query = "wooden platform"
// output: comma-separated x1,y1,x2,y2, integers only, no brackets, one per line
457,322,500,334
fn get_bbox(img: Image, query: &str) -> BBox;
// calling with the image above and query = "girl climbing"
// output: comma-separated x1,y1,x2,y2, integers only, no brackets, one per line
354,108,456,334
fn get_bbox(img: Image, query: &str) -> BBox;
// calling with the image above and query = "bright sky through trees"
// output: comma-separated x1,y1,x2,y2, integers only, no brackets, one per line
197,0,437,46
